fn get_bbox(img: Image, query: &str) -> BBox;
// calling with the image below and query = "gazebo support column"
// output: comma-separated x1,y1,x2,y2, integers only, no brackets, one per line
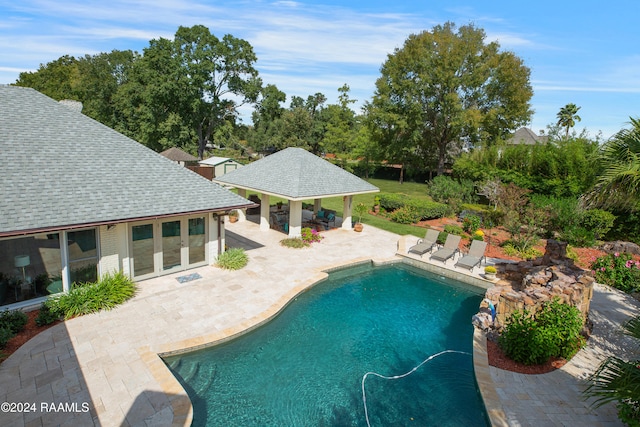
260,193,270,231
237,189,247,222
313,199,322,213
342,196,353,230
289,200,303,237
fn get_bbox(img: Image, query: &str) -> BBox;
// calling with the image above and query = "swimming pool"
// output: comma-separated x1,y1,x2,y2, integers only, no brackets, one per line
164,263,489,426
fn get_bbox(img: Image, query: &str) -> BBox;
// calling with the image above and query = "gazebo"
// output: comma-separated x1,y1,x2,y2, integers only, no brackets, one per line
213,147,379,237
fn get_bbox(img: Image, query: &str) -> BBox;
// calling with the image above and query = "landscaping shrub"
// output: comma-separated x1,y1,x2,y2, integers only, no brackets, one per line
462,214,482,234
581,209,616,239
280,238,309,248
378,193,405,211
0,309,28,335
472,230,485,241
216,248,249,270
590,253,640,293
502,242,543,260
560,226,596,247
499,298,584,365
536,298,586,360
0,327,13,349
499,311,551,365
300,227,323,244
405,199,450,220
389,206,421,224
426,175,477,205
444,224,465,236
35,302,61,326
48,271,137,319
436,232,448,245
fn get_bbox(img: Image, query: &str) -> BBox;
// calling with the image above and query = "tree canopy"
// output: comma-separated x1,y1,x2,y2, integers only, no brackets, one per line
365,22,533,176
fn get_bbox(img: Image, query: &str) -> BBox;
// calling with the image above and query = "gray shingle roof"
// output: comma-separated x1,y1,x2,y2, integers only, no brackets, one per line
213,147,379,200
160,147,198,162
0,86,253,236
507,127,548,145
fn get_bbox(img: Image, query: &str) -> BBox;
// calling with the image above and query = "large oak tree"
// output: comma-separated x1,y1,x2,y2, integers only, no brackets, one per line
366,22,533,176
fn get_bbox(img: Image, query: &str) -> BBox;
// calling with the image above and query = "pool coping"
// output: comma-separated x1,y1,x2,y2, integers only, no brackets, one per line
148,254,506,426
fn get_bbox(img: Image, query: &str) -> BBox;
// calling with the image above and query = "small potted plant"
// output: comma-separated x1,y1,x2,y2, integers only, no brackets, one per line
353,203,367,232
484,265,497,280
228,210,239,223
373,196,381,214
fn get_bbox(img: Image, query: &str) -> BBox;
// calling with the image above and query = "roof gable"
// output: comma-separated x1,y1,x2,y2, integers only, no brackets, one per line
160,147,198,162
213,147,379,199
0,86,252,236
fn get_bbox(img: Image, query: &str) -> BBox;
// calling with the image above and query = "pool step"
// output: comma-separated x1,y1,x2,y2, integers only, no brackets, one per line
182,361,200,383
198,364,217,395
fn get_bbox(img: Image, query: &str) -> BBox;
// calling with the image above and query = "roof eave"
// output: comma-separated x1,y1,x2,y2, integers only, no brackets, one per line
0,203,258,239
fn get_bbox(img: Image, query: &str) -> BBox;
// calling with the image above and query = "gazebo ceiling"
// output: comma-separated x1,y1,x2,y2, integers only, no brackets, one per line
213,147,379,200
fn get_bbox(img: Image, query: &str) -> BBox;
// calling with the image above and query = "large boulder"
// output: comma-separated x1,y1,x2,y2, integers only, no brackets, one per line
600,241,640,256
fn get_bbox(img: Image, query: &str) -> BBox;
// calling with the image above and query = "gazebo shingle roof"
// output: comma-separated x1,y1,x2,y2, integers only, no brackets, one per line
0,86,253,236
213,147,379,200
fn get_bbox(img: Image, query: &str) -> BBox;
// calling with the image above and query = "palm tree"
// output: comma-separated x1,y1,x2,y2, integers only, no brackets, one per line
584,117,640,211
556,103,582,137
584,315,640,422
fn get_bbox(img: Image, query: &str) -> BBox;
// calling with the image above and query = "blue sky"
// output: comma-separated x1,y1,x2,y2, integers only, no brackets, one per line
1,0,638,139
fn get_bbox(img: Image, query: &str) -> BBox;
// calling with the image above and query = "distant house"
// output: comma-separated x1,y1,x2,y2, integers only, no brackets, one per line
199,156,243,178
160,147,198,166
507,127,548,145
0,86,255,310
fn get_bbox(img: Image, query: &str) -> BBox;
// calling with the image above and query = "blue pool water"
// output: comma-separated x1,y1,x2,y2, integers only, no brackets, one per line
164,263,489,426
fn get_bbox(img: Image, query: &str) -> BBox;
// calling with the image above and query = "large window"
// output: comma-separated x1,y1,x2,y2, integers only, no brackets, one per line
67,229,98,284
0,233,62,306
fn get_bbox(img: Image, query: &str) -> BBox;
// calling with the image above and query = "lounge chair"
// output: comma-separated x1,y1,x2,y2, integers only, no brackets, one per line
408,229,440,257
454,240,488,271
430,234,462,264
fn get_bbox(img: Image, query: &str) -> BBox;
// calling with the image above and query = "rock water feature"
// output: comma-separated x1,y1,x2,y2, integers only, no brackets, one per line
472,240,594,332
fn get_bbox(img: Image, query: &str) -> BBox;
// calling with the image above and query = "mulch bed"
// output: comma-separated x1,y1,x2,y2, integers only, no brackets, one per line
0,310,61,363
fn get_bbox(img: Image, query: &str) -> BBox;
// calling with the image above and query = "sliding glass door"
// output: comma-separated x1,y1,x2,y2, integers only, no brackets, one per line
130,215,208,279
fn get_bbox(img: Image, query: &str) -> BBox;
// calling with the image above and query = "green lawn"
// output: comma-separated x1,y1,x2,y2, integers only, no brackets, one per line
241,178,433,239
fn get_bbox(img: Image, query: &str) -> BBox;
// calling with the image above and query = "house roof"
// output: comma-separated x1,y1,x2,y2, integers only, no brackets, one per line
507,127,548,145
0,86,254,237
199,156,237,166
213,147,379,200
160,147,198,162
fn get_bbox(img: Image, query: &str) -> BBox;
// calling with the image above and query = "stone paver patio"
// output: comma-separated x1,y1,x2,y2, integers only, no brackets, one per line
0,220,638,426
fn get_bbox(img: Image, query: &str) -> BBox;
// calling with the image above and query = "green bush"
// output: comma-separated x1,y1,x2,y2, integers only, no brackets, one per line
300,227,323,244
436,232,449,245
0,310,28,335
0,327,13,349
280,238,309,248
444,224,465,236
48,271,137,319
502,242,543,260
389,206,421,224
581,209,616,239
216,248,249,270
499,311,551,365
591,253,640,293
462,214,482,234
560,226,596,247
35,303,61,326
536,298,586,360
499,298,584,365
406,199,451,220
426,176,477,204
378,193,406,211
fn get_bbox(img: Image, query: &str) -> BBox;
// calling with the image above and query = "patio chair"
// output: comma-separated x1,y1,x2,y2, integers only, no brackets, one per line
430,234,462,264
454,240,488,271
408,229,440,257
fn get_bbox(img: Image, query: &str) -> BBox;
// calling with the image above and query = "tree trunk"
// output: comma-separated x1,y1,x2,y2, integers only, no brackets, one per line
399,164,404,184
437,141,447,176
